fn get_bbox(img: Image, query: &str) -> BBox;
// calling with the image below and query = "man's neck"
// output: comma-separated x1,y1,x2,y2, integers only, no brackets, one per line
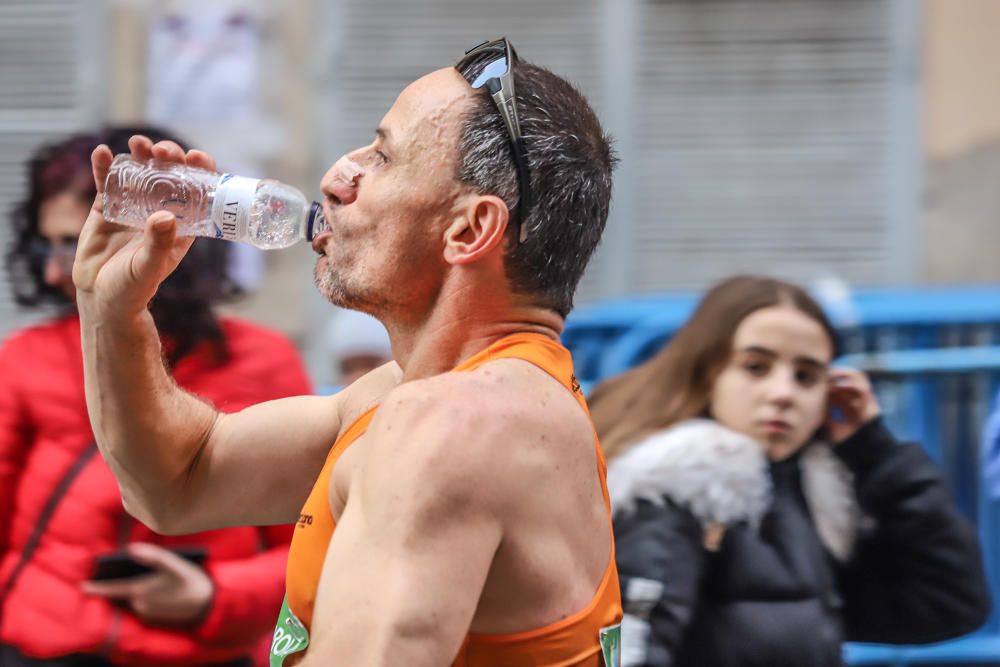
387,277,563,381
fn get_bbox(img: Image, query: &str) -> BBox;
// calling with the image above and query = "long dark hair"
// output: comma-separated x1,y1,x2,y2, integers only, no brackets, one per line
588,275,841,458
5,126,241,365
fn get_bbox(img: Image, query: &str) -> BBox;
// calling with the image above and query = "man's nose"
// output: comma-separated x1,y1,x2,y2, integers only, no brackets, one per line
320,153,365,206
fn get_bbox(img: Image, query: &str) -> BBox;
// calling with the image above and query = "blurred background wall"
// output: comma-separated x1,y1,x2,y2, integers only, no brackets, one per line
1,0,996,385
923,0,1000,284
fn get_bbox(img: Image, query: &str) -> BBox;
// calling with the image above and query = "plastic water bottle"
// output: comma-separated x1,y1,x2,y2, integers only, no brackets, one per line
102,155,328,249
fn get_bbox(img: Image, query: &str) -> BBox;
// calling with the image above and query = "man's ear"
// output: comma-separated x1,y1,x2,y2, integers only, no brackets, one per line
443,195,509,265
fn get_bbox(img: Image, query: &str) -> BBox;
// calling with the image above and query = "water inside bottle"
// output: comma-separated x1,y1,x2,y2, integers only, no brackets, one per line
246,181,309,249
103,155,218,236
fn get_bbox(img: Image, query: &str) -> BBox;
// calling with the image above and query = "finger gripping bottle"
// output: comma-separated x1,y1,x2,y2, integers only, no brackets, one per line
102,154,328,249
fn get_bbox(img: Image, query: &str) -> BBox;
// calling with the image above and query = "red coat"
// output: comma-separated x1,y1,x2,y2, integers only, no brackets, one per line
0,314,312,665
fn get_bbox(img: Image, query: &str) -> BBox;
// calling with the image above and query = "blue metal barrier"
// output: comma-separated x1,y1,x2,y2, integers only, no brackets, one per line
564,285,1000,386
563,292,696,383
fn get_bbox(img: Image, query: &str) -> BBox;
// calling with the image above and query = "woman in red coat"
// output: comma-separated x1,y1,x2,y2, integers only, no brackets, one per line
0,128,312,666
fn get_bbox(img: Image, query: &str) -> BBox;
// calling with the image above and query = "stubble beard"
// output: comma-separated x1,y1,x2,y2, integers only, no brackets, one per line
313,255,381,312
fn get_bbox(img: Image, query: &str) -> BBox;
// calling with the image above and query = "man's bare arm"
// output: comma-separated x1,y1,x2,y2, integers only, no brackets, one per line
82,298,401,533
301,380,507,666
80,304,338,531
74,135,397,533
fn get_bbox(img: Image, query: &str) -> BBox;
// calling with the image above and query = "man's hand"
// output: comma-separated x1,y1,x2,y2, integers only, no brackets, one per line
73,135,217,318
83,543,214,626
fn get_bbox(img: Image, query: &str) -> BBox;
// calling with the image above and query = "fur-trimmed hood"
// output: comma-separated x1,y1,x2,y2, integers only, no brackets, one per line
607,419,860,561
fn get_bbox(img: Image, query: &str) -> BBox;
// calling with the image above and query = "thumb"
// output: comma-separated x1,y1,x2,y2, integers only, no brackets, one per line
145,210,179,250
126,542,190,577
82,577,144,600
128,211,192,288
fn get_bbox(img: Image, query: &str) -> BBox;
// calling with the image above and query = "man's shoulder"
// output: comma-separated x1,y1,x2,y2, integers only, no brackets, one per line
371,360,587,476
383,359,570,428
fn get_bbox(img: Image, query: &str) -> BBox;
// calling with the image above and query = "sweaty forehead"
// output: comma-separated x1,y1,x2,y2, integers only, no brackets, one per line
383,68,474,157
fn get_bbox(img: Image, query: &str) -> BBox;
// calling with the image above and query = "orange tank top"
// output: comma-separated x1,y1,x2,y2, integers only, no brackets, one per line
276,333,622,666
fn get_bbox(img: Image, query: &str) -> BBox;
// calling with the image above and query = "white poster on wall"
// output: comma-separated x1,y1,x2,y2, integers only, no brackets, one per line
147,5,260,124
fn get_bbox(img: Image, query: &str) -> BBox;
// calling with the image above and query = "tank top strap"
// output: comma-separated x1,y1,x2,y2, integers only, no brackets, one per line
454,332,586,401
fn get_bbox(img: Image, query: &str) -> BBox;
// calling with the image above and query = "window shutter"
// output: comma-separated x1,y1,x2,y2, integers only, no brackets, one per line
0,0,105,340
625,0,914,293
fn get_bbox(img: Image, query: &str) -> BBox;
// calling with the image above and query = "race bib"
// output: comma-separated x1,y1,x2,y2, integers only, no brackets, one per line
270,596,310,666
600,623,622,667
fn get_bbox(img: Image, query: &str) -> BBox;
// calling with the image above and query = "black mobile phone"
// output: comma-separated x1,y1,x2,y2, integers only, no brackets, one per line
90,546,208,581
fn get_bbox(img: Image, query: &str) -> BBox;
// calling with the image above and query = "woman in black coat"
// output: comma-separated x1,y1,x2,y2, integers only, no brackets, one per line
588,275,990,667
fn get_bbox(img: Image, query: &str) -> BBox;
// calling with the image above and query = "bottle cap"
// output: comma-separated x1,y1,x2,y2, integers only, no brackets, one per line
306,201,329,241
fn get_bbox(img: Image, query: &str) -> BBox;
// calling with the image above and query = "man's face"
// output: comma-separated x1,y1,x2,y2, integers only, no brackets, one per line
313,68,474,315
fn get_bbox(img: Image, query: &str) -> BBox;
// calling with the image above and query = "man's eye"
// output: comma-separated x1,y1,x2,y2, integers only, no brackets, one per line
373,150,388,165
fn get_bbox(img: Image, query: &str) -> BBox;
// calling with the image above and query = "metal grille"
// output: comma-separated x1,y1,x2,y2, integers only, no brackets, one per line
629,0,911,292
0,0,105,341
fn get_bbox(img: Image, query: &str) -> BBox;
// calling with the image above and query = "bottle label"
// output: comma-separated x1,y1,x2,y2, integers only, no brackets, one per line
212,174,260,241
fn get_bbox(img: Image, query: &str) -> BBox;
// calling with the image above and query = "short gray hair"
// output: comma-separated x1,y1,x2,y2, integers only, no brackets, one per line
455,60,616,317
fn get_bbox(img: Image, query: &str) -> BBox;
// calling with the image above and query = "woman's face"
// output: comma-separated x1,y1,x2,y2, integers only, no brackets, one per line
708,305,834,461
38,190,89,301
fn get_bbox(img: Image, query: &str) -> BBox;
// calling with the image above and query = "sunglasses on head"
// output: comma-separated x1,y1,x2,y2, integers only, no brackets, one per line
455,37,532,243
